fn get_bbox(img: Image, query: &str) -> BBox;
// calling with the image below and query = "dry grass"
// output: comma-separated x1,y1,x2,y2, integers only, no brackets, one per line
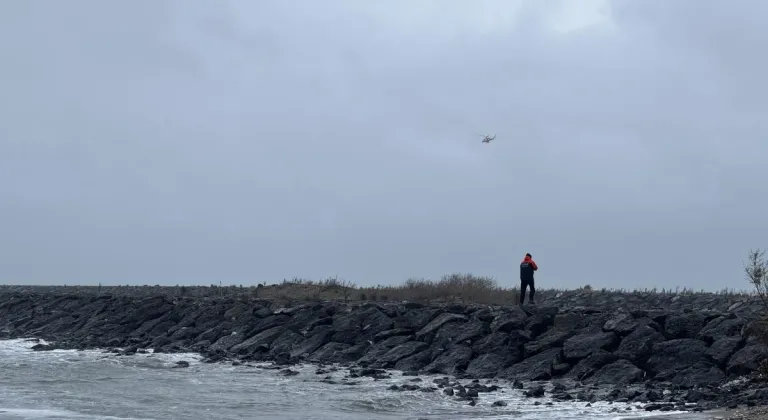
0,273,755,305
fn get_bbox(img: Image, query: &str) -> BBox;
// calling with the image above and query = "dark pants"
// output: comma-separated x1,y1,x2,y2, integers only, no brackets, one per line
520,278,535,304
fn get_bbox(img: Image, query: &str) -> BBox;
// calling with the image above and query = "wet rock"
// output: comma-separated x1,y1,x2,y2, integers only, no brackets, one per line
490,307,528,333
603,312,658,336
3,287,768,414
432,319,488,347
497,347,562,381
31,343,56,351
726,343,768,376
698,315,746,344
566,349,617,381
563,331,619,361
358,335,412,365
290,327,332,359
646,339,709,376
415,313,467,341
373,328,413,342
706,336,745,368
394,349,434,372
376,341,429,367
230,326,285,355
423,345,472,375
664,363,725,388
464,353,508,378
664,313,707,339
173,360,190,368
524,385,545,398
614,325,666,365
524,330,574,357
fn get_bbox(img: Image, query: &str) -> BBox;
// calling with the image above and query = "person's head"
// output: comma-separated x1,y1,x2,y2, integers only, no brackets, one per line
525,253,532,259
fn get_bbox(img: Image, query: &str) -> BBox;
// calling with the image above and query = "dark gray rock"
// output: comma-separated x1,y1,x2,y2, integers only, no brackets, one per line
524,306,557,338
563,331,619,361
662,363,725,389
664,313,707,340
698,315,746,344
614,325,666,365
706,336,745,368
268,330,304,357
358,335,412,365
394,349,434,372
230,326,285,355
376,341,429,366
490,307,528,333
497,347,562,381
726,343,768,376
416,313,467,340
566,349,617,381
209,333,244,352
584,359,644,385
423,345,472,375
646,339,709,376
290,327,332,359
373,328,413,342
431,319,488,347
465,353,516,378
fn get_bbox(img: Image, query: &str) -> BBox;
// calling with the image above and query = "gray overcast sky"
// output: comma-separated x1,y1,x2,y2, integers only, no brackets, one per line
1,0,767,290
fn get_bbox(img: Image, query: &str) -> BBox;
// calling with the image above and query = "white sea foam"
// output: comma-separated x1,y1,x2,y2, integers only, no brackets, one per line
0,339,711,420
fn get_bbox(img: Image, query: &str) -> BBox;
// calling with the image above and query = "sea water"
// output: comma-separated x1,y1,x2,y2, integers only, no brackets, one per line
0,339,710,420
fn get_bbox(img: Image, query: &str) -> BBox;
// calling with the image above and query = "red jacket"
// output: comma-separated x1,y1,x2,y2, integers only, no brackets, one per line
522,255,538,270
520,255,538,281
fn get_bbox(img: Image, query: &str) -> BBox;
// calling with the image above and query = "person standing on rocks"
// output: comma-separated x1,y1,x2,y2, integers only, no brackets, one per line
519,253,538,305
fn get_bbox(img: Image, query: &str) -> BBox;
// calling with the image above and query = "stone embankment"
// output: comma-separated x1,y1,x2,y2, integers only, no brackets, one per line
1,286,768,413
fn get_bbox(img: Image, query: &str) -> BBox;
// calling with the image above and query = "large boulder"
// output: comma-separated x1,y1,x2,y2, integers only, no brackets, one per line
431,319,488,348
416,313,467,341
664,313,707,340
394,349,434,372
358,335,412,365
393,308,442,331
706,336,745,368
646,339,710,376
472,330,528,365
603,312,658,336
230,326,285,355
524,312,587,356
376,341,429,367
614,325,666,365
562,331,619,361
566,349,618,381
209,333,244,353
662,363,725,389
268,330,304,357
524,308,557,339
423,345,472,375
726,343,768,376
490,307,528,333
583,359,644,385
497,347,563,381
308,341,369,363
465,353,517,378
698,315,746,344
290,327,332,359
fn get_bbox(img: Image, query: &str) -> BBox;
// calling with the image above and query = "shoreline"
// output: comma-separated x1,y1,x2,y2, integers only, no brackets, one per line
4,337,705,419
2,288,768,415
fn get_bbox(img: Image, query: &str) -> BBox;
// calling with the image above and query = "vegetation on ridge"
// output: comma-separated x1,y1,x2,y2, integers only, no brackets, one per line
0,272,754,305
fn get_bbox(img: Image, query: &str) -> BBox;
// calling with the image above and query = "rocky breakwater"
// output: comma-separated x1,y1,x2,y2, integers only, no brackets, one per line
2,289,768,413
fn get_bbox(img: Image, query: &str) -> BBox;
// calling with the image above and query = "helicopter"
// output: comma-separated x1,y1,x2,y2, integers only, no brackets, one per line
478,133,496,143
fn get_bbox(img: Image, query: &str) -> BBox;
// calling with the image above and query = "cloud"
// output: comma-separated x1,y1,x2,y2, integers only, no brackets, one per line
1,0,766,290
